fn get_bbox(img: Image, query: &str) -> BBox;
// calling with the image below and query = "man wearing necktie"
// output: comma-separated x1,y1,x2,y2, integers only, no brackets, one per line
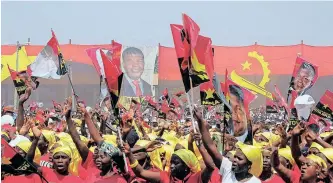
120,47,152,97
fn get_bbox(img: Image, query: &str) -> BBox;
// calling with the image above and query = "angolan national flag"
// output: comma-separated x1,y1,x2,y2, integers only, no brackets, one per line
29,30,67,79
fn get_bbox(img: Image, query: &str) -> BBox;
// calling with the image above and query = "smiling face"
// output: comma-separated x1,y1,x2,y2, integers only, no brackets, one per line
95,149,112,171
294,68,313,92
230,93,247,137
123,53,144,81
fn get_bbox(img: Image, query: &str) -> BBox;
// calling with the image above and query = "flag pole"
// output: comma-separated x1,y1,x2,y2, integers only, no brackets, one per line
14,41,21,110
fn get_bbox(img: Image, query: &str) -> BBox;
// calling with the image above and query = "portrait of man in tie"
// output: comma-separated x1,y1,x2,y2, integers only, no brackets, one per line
120,47,153,97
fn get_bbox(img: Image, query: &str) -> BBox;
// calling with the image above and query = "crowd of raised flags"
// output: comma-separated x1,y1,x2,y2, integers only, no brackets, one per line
1,13,333,183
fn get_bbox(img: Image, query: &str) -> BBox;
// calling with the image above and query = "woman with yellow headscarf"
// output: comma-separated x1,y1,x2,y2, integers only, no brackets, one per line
39,145,85,183
122,132,216,183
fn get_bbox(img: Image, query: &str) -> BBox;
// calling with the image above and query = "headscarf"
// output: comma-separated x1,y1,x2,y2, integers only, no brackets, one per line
160,144,174,172
307,154,327,168
80,135,89,145
279,147,295,165
72,118,82,126
41,130,56,149
253,139,269,149
310,142,324,151
56,132,73,144
173,149,201,173
99,141,119,158
53,145,73,159
16,140,41,164
237,142,263,177
320,132,333,138
50,141,81,176
89,146,96,153
261,132,281,146
103,135,117,146
2,131,9,139
320,148,333,164
135,140,163,170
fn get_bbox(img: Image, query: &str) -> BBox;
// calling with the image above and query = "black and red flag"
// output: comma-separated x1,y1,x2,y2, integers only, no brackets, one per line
100,42,123,110
266,98,278,113
1,138,39,176
200,81,222,106
170,14,212,92
310,90,333,123
160,88,170,103
7,65,39,96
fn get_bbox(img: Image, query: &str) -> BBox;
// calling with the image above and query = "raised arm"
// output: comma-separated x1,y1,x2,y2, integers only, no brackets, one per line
192,132,216,183
78,103,103,145
271,147,293,183
291,122,307,168
122,142,161,182
193,108,223,168
17,87,32,132
65,99,90,162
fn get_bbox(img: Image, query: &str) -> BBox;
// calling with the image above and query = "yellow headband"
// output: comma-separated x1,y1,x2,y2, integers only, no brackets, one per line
103,135,117,146
237,142,263,177
16,141,41,164
261,132,281,146
53,145,72,159
320,148,333,164
173,149,201,173
310,142,324,151
279,147,295,165
42,130,56,149
307,154,327,169
80,135,89,145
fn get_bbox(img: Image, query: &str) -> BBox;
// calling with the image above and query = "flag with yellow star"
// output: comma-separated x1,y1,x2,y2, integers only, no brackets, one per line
28,30,67,79
170,24,213,92
310,90,333,123
7,65,39,96
200,81,222,106
1,138,38,175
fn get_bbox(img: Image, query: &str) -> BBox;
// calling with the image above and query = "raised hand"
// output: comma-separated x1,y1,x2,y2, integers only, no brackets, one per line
77,102,87,116
145,141,162,152
292,122,306,136
63,97,72,118
270,147,280,168
19,87,32,104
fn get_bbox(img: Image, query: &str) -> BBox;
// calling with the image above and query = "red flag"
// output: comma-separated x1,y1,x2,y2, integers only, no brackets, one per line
7,65,38,96
171,98,180,108
200,81,222,106
182,13,200,50
161,100,171,114
274,84,290,117
100,50,122,95
174,91,185,97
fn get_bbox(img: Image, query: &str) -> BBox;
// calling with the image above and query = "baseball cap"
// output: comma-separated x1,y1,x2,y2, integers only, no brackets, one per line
1,115,14,126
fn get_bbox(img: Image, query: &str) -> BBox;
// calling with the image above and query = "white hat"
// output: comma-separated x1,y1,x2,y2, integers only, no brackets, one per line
86,106,93,113
294,95,316,120
1,115,14,126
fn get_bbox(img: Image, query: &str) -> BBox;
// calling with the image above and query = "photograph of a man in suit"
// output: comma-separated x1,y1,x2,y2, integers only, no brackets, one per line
121,47,152,97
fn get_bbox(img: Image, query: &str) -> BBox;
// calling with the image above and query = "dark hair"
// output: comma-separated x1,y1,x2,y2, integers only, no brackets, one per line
308,123,320,134
229,85,244,104
299,62,315,79
122,47,144,61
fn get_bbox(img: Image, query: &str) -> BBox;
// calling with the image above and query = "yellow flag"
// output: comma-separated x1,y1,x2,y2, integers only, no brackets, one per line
1,46,36,82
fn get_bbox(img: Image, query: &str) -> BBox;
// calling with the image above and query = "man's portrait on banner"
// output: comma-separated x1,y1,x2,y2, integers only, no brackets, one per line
120,47,157,97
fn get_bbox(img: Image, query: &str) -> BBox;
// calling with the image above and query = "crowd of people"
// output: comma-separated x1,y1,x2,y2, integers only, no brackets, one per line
1,85,333,183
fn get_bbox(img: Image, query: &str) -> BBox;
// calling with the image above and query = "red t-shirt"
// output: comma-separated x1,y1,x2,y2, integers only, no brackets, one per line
160,171,202,183
262,174,285,183
41,167,85,183
3,174,43,183
210,168,221,183
40,153,53,168
128,166,161,183
85,173,127,183
291,165,301,183
79,151,101,180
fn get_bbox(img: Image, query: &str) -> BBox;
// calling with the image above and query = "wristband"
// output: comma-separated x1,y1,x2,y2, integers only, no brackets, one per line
130,160,139,168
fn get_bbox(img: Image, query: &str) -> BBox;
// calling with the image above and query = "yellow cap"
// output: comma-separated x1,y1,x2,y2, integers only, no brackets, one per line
237,142,263,177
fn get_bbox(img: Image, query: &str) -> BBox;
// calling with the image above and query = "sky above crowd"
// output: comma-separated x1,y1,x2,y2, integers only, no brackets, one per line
2,1,333,47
